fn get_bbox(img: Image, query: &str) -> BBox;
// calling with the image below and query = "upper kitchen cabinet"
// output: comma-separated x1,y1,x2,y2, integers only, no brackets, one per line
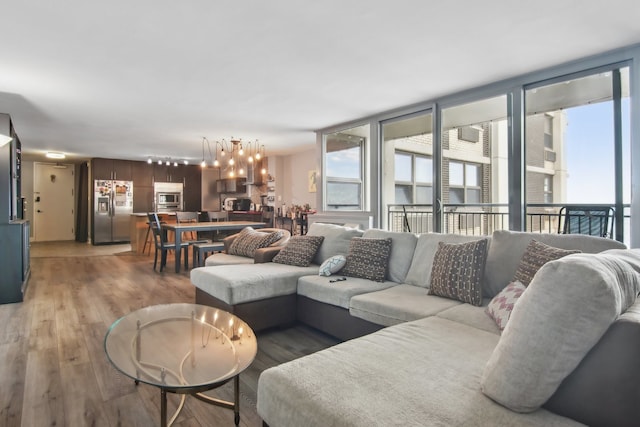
153,163,186,183
92,158,132,181
131,161,154,187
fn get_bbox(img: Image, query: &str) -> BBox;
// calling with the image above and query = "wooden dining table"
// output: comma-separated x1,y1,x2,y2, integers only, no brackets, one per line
162,221,266,273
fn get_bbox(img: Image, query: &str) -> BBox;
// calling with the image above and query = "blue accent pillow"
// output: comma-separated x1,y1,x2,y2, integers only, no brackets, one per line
318,255,347,276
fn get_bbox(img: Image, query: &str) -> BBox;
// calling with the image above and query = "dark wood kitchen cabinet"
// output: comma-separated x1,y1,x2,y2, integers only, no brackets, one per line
92,158,132,181
131,161,154,187
153,163,187,183
183,165,202,211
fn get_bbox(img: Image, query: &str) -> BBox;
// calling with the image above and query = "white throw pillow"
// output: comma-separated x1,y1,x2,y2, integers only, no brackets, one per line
318,255,347,276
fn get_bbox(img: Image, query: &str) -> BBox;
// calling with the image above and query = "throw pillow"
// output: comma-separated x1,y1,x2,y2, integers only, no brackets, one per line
485,281,526,330
318,255,347,276
273,235,325,267
512,239,581,286
428,239,488,306
228,227,283,258
341,237,392,282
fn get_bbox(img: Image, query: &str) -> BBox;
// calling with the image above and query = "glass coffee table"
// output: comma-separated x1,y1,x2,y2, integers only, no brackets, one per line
104,303,257,426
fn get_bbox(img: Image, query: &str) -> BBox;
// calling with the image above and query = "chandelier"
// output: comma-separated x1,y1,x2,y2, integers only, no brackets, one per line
200,137,266,178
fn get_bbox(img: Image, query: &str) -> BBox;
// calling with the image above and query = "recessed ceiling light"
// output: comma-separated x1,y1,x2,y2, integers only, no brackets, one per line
46,151,66,159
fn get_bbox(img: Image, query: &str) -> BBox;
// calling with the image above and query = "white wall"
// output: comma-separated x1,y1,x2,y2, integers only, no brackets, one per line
280,148,317,209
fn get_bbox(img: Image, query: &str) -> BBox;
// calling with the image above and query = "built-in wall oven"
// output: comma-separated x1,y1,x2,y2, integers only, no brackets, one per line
154,182,184,212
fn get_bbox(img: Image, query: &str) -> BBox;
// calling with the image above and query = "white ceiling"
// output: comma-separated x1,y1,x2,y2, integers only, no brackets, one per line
2,0,640,164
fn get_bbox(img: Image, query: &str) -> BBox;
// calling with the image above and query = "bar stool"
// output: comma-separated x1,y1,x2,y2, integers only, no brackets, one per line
142,217,164,255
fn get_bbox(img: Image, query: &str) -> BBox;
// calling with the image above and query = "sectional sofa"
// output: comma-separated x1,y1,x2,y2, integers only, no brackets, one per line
190,223,640,426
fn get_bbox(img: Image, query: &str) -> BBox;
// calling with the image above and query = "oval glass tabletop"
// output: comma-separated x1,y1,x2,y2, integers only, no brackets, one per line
104,303,257,391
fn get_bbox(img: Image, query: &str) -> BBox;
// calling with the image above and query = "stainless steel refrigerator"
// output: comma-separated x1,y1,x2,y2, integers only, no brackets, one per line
93,180,133,244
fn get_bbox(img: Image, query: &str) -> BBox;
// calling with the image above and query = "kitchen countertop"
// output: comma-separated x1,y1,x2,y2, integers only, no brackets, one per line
131,212,176,216
229,210,263,215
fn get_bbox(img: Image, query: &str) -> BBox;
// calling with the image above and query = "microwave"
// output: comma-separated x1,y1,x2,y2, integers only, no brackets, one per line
157,192,180,204
156,192,182,211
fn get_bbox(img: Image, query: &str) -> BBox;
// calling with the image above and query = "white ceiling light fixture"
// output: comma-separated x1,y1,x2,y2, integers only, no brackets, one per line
46,151,66,159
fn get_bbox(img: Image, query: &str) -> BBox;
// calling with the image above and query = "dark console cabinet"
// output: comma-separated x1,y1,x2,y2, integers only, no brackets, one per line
0,114,30,303
0,221,30,303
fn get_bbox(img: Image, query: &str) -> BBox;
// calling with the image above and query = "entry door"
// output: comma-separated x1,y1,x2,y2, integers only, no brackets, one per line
33,163,75,241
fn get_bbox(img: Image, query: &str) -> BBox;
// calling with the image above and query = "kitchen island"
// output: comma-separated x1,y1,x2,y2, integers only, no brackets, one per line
129,212,176,254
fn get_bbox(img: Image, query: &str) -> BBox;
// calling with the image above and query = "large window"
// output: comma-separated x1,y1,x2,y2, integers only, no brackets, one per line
381,110,433,231
440,95,508,235
525,66,630,239
324,124,368,210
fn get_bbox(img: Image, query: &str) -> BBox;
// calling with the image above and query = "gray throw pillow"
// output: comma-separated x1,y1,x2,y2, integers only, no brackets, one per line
428,239,488,306
273,235,325,267
512,239,580,286
229,227,284,258
341,237,392,282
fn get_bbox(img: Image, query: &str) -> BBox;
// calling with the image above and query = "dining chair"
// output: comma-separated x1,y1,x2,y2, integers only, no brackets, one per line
176,211,199,241
190,211,228,266
147,213,190,272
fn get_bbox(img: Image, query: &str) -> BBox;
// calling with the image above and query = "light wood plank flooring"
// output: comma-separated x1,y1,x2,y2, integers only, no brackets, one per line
1,241,339,427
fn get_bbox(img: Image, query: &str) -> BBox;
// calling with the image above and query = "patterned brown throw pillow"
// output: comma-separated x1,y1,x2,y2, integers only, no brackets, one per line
341,237,393,282
512,239,581,286
273,235,325,267
428,239,488,306
229,227,284,258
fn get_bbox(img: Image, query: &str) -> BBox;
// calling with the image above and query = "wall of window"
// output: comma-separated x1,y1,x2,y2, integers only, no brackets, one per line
317,44,640,246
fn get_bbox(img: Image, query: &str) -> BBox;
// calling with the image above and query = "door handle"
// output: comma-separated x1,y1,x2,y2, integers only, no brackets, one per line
37,210,42,213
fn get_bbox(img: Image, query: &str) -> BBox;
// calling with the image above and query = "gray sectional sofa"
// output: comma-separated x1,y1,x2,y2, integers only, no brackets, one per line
190,223,640,426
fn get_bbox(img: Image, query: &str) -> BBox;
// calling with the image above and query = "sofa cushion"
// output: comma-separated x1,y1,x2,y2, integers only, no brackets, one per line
485,281,526,330
341,237,392,282
228,227,283,258
273,235,324,267
297,275,396,309
190,263,319,305
481,251,640,413
429,239,488,306
405,233,485,288
436,300,501,335
483,230,626,297
512,240,581,286
307,223,364,265
362,229,418,283
318,255,347,276
349,284,462,326
257,316,580,427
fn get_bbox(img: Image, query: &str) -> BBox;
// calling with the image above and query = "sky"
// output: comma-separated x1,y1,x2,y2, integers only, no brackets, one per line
564,99,630,204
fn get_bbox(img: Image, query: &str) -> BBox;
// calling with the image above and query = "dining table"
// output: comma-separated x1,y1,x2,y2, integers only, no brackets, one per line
162,221,266,273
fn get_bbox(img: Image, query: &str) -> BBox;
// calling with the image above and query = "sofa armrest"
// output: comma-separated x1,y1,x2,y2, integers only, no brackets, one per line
544,301,640,427
254,247,282,263
223,234,239,253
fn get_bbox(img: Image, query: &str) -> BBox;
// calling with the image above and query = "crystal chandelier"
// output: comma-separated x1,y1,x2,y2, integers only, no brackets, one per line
200,137,266,177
